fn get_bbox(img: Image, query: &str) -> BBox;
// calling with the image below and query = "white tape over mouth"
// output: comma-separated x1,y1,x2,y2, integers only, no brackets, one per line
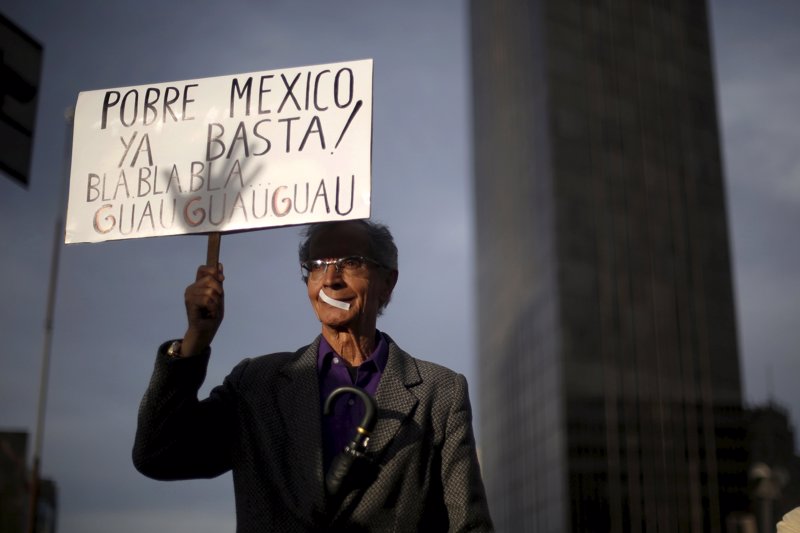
319,289,351,310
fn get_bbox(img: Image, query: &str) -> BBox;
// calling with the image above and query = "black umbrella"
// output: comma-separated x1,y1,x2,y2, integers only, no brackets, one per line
323,386,378,497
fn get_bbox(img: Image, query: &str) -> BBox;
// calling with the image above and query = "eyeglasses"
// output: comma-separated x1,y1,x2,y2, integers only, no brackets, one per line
300,256,383,281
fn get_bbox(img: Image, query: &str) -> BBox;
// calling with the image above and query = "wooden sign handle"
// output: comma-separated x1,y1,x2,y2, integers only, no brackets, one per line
206,232,221,267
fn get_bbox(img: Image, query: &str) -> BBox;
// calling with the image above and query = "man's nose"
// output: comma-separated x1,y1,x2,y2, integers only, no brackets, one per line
323,262,345,285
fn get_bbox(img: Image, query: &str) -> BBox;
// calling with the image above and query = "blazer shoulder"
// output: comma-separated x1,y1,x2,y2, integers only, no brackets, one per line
231,342,314,388
247,349,301,367
387,340,464,390
413,357,461,382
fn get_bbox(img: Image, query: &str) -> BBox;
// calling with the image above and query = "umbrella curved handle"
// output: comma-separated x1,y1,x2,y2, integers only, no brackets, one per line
324,386,378,437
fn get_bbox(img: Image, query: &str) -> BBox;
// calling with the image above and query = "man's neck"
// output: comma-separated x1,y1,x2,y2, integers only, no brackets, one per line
321,326,377,367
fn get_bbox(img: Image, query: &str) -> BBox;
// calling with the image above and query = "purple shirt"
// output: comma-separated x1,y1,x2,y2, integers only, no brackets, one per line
317,331,388,471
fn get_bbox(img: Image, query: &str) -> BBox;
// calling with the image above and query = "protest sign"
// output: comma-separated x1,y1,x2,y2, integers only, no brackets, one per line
65,59,373,244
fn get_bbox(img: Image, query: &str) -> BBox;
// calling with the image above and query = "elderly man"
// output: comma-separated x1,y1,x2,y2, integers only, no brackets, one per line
133,220,493,532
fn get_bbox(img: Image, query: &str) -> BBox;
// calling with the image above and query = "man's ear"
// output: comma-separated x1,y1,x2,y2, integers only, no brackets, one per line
387,269,398,292
381,269,399,305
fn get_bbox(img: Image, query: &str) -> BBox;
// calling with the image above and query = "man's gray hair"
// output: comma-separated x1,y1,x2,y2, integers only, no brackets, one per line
298,219,399,270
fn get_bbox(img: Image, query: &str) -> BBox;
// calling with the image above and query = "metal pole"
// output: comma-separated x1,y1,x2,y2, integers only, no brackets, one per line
27,107,73,533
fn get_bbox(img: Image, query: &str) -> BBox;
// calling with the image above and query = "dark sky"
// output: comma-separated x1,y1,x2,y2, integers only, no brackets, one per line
709,0,800,415
0,1,797,531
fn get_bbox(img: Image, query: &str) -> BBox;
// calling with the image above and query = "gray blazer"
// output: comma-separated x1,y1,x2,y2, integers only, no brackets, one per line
133,335,494,532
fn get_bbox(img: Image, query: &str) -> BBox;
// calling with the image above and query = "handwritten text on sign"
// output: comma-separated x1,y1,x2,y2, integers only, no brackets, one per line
66,59,373,244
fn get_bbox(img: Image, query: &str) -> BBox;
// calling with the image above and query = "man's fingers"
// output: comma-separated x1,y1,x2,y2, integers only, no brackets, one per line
186,265,225,323
186,286,224,309
195,263,225,283
185,284,221,302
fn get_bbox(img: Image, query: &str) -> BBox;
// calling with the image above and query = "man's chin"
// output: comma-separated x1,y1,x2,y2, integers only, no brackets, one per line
317,308,354,327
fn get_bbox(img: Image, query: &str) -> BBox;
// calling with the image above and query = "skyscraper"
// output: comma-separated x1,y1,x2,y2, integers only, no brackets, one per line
470,1,748,531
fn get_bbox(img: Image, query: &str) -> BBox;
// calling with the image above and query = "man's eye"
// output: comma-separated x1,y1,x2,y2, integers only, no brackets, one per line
341,257,362,269
310,261,326,271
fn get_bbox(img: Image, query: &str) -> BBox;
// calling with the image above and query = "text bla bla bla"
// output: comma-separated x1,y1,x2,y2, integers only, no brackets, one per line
90,174,357,235
85,159,250,202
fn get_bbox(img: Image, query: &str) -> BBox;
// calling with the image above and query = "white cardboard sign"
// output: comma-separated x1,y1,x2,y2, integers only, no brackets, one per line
65,59,373,244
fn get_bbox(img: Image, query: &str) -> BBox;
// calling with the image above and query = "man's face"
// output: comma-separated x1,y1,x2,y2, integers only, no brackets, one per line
305,223,396,332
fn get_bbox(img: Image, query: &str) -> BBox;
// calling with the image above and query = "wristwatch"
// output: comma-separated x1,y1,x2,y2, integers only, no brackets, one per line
166,340,183,359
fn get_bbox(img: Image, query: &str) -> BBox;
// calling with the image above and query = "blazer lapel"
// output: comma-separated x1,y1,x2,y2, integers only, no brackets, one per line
277,338,326,517
368,340,422,459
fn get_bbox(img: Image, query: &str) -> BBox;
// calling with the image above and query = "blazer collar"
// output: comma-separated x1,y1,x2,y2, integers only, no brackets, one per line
368,335,422,459
277,337,326,519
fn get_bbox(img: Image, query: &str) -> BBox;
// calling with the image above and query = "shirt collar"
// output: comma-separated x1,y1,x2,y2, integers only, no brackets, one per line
317,330,389,372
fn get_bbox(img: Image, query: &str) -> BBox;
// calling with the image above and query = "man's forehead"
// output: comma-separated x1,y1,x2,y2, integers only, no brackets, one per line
308,222,371,257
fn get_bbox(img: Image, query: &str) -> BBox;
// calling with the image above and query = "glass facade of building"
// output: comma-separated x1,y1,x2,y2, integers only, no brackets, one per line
471,1,748,531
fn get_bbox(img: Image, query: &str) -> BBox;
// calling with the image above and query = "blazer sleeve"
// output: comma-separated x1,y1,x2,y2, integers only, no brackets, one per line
440,373,495,532
132,340,247,481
